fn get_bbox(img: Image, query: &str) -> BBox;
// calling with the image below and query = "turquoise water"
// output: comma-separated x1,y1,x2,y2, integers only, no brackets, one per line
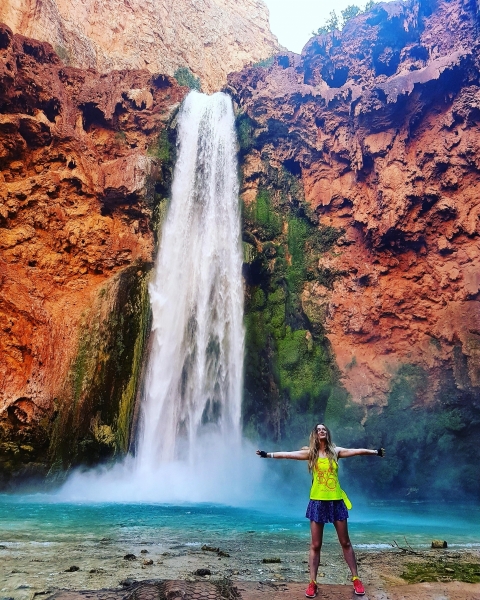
1,497,479,599
1,496,479,549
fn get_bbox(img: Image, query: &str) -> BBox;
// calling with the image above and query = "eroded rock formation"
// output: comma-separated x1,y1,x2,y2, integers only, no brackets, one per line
229,0,480,495
0,0,279,93
0,24,186,483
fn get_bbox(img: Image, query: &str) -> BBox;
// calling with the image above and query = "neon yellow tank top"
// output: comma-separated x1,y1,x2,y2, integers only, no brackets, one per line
309,457,352,509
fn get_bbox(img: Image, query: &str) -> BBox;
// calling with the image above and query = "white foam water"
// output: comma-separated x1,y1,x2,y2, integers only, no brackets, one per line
136,90,244,469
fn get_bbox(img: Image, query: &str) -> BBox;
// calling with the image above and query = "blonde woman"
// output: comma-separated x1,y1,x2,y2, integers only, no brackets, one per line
257,423,385,598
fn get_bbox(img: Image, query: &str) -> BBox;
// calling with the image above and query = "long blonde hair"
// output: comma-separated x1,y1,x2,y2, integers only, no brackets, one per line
307,423,337,473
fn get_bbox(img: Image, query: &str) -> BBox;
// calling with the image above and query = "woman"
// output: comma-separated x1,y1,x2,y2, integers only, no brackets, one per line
257,423,385,598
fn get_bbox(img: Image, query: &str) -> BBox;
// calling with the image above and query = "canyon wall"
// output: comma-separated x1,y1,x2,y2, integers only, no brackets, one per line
0,23,187,484
228,0,480,497
2,0,480,498
0,0,279,93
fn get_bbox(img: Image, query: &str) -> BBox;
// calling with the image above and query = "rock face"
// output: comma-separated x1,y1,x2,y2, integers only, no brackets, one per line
229,0,480,496
0,0,279,93
0,24,186,484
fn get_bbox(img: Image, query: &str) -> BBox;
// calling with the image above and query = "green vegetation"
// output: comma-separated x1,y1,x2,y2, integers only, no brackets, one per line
402,561,480,584
49,265,152,469
115,130,127,145
252,56,275,69
236,113,256,155
315,10,339,35
314,1,377,35
174,67,201,91
148,128,172,162
245,189,283,240
55,44,71,65
241,156,347,445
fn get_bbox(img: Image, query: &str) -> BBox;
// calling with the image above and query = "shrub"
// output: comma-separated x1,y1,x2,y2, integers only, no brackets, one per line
173,67,201,91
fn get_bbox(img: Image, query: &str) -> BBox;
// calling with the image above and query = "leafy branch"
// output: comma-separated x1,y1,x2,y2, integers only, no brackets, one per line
313,1,377,36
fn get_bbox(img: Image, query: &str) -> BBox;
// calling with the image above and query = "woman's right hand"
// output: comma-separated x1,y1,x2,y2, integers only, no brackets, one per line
256,450,268,458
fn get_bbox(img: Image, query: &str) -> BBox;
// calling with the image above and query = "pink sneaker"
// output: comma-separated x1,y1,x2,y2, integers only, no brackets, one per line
352,577,365,595
305,581,318,598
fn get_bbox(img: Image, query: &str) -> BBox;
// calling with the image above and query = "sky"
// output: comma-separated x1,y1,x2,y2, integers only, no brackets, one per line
262,0,384,54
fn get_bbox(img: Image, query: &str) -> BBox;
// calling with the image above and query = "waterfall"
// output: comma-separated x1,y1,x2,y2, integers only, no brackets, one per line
136,90,244,473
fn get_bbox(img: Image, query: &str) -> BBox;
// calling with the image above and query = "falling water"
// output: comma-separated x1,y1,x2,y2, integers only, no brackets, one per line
136,90,244,473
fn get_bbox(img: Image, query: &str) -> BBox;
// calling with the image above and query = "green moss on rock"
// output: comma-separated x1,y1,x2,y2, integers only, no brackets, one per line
48,264,152,471
402,561,480,584
241,161,346,446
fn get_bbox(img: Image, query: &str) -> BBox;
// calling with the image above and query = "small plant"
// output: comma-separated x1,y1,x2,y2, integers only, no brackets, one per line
174,67,201,91
55,44,71,64
252,55,275,68
114,130,127,144
147,129,171,162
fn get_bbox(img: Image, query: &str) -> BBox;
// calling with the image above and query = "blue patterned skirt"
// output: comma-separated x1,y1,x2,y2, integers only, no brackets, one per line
306,499,349,523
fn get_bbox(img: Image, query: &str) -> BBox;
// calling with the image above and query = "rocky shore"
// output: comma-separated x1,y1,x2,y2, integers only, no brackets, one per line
1,537,479,600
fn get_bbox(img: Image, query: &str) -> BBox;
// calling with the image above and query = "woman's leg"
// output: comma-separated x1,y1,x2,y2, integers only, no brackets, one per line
333,519,358,577
309,521,324,582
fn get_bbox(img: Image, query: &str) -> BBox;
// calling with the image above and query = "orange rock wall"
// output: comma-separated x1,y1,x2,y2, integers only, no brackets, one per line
228,0,480,406
0,24,186,480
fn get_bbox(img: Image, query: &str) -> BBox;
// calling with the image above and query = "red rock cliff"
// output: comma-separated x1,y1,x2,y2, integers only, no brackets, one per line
228,0,480,407
0,23,187,482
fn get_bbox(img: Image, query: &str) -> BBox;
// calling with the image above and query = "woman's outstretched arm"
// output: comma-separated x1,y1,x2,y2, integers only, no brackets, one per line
256,449,309,460
336,447,385,458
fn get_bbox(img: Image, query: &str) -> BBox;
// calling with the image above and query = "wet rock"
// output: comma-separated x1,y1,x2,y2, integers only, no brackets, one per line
201,545,220,552
432,540,448,549
194,568,212,576
124,553,136,560
143,559,154,566
120,578,137,587
201,544,229,557
140,549,149,554
262,558,281,563
65,566,80,572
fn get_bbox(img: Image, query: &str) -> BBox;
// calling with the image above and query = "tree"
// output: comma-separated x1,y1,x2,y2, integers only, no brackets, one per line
341,5,361,24
315,10,340,35
314,1,377,36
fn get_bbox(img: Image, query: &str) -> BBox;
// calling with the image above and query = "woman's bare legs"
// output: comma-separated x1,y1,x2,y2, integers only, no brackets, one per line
309,521,324,582
333,519,358,577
